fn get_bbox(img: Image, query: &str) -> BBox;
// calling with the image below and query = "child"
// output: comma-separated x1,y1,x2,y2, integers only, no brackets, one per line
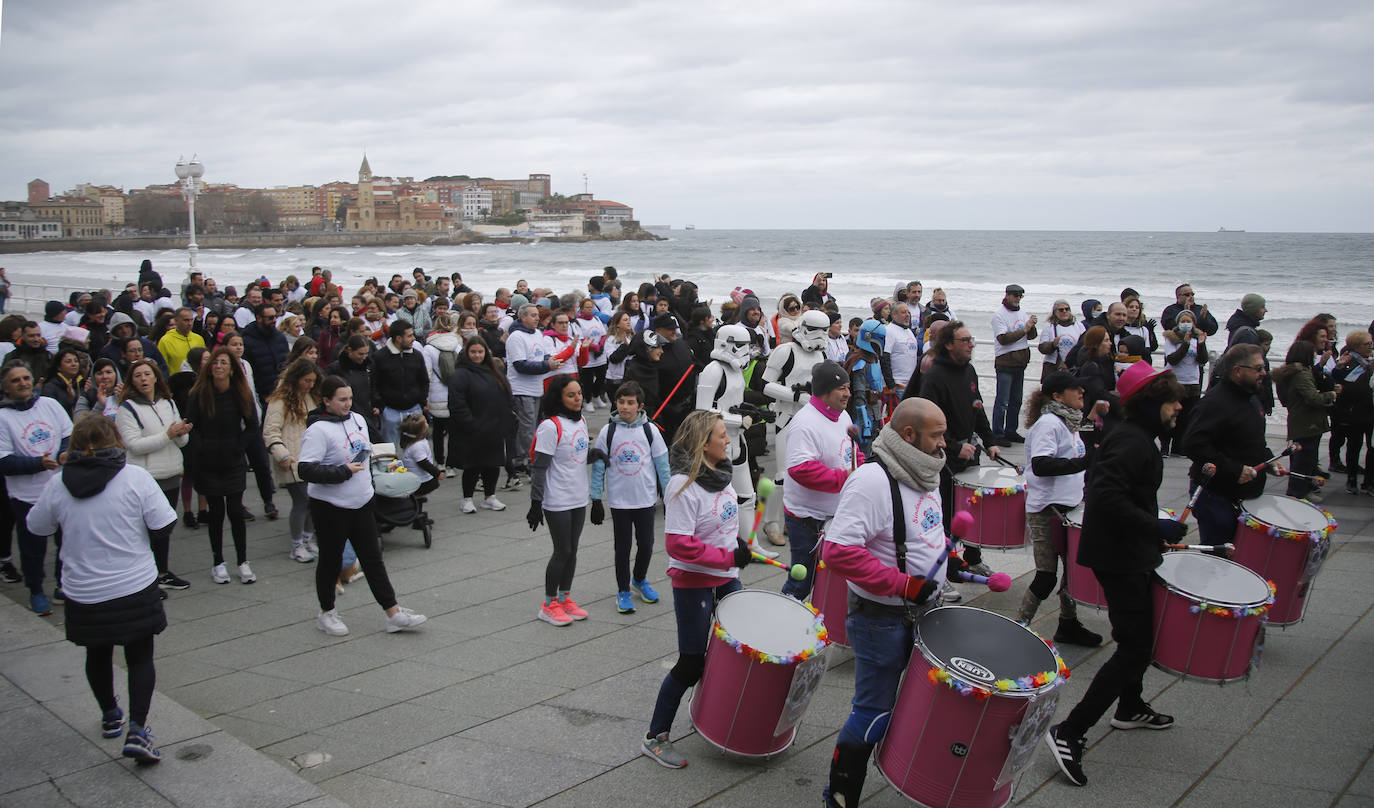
588,381,671,614
399,413,442,498
527,375,591,626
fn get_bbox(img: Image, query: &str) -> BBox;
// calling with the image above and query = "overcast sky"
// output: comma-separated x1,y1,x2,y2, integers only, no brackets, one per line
2,0,1371,230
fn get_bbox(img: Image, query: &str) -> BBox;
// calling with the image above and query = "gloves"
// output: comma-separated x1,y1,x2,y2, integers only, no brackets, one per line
1158,517,1187,543
791,382,812,400
527,501,544,531
1146,318,1158,330
902,575,940,605
590,500,605,525
732,538,753,569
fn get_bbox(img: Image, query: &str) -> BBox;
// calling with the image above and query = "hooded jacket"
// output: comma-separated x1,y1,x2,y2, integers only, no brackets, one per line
1272,362,1336,439
917,355,994,473
239,320,290,401
115,395,188,481
1077,403,1168,574
99,313,169,377
1181,377,1273,501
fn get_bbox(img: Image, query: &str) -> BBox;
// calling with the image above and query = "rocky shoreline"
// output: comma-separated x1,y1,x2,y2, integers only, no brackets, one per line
0,228,664,255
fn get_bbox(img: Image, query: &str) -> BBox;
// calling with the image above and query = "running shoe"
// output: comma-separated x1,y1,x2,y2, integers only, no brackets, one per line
616,591,635,614
122,723,161,764
385,606,427,633
0,560,20,583
157,572,191,591
631,578,660,604
559,596,588,620
539,600,573,626
101,705,125,738
238,562,256,584
481,495,507,511
1045,723,1086,786
641,732,687,768
317,609,349,636
1110,705,1174,730
30,593,52,616
290,544,317,563
460,498,477,513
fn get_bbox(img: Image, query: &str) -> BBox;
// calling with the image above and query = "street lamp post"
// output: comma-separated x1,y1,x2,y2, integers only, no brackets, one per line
174,157,205,270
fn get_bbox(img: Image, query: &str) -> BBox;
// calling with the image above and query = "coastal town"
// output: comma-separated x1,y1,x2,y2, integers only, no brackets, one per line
0,156,645,243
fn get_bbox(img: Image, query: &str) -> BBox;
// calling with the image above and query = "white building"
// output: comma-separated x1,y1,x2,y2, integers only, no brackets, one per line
462,185,493,221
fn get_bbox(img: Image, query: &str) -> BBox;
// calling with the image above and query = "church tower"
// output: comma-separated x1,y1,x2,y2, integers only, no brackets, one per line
357,154,375,230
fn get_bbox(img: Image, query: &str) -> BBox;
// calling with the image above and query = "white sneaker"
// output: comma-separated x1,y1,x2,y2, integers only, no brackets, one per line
385,606,427,633
211,563,230,584
303,534,318,555
584,400,596,413
481,495,507,511
461,498,477,514
939,581,962,603
290,544,317,563
238,562,256,584
317,609,349,636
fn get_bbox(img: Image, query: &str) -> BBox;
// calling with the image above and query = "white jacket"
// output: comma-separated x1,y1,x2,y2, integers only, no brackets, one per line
422,330,463,418
115,397,188,482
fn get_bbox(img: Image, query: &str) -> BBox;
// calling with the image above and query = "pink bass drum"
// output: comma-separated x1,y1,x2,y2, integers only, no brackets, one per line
877,607,1068,808
689,589,829,757
1232,494,1335,626
953,466,1027,548
1062,505,1174,609
1151,552,1274,683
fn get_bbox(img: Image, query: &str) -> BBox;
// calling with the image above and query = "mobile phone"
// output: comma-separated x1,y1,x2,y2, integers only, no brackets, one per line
821,272,833,278
351,448,370,464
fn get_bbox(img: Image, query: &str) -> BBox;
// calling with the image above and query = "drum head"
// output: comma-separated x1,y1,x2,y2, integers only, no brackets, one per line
1156,553,1271,607
716,590,822,658
952,465,1024,488
1242,494,1328,532
916,607,1057,690
1063,503,1085,527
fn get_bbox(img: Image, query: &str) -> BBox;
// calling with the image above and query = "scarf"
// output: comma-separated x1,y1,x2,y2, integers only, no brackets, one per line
872,425,944,492
1043,399,1084,431
544,328,571,343
669,444,734,493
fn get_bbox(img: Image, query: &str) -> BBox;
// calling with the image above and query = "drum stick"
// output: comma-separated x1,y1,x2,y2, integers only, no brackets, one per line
1250,442,1300,474
1285,471,1326,486
956,570,1013,592
751,552,807,580
1176,463,1217,523
971,434,1024,474
1164,542,1235,554
928,511,978,580
745,477,776,546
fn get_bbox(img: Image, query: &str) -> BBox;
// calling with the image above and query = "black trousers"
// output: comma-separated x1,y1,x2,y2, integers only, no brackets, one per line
1061,571,1154,737
611,506,656,591
310,499,397,613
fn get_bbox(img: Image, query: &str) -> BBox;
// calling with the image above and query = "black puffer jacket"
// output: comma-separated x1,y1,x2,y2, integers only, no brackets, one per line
446,361,513,469
326,353,380,440
1181,377,1273,501
1077,405,1167,574
918,356,994,474
371,342,428,412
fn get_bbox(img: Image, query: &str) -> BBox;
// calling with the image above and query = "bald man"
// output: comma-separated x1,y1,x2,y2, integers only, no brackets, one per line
819,398,969,808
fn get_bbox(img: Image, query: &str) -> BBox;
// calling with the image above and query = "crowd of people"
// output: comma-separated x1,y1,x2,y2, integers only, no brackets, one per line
0,258,1369,775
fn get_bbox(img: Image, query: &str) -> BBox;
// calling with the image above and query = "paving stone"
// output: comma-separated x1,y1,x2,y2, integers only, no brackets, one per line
0,703,113,791
360,736,610,805
1211,729,1370,792
322,660,475,702
47,760,180,808
409,673,567,719
1174,774,1337,808
3,640,92,701
460,703,645,767
317,773,489,808
165,670,314,716
235,686,392,734
132,730,322,808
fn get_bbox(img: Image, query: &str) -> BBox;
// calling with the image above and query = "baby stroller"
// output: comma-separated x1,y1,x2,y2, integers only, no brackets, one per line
369,443,434,548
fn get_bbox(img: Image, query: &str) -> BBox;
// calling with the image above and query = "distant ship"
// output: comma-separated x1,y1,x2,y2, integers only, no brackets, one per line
685,224,696,230
1217,227,1246,233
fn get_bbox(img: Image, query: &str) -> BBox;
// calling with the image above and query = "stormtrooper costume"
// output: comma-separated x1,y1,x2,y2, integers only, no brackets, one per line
759,310,830,544
695,324,776,557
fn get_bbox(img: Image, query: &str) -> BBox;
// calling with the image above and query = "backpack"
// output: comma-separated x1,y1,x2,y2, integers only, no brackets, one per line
605,420,660,458
528,416,565,463
436,345,459,385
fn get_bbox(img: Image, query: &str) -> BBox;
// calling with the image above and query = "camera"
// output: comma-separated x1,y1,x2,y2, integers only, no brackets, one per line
821,272,833,279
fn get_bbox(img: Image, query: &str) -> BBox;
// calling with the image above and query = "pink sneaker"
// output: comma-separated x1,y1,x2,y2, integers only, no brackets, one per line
559,596,588,620
539,600,573,626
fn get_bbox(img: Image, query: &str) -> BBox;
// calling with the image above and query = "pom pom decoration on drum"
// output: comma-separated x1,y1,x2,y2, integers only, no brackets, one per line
689,590,830,757
1151,552,1275,683
952,466,1028,548
1231,494,1336,626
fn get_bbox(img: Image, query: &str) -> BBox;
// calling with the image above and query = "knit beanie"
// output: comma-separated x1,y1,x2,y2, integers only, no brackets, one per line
1241,293,1266,319
812,361,850,397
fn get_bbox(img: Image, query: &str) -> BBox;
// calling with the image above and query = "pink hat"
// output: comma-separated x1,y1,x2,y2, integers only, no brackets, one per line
730,287,754,305
1116,361,1169,403
64,326,90,345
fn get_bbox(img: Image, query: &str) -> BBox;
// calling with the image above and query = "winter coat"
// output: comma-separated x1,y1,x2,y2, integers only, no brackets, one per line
421,331,463,418
918,356,994,474
1332,356,1373,427
446,361,513,469
263,393,319,486
115,396,187,482
239,321,290,401
185,386,254,496
1273,362,1336,439
1077,407,1168,575
325,353,380,440
1181,377,1273,501
371,340,428,412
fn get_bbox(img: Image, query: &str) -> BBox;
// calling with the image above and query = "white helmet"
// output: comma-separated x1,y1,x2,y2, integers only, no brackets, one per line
712,324,754,369
793,310,830,352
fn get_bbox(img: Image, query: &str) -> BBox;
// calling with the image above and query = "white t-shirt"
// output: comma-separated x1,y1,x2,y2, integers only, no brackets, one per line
783,402,856,519
574,317,608,368
604,334,632,381
824,463,948,605
1041,321,1085,367
505,328,549,397
1023,412,1086,512
233,306,256,329
298,412,374,509
545,335,579,377
884,322,920,387
826,335,850,364
402,439,435,484
27,464,175,604
0,397,74,504
1162,334,1204,385
991,305,1033,359
664,474,741,579
535,415,590,511
39,320,65,354
593,420,668,509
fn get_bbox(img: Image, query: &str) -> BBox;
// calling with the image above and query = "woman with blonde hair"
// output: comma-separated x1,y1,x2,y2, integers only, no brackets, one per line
278,315,304,349
27,413,176,763
264,359,322,562
640,409,753,768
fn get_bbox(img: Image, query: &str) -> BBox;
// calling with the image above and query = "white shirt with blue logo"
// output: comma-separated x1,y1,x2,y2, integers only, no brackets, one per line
299,413,374,509
535,415,590,512
825,463,947,605
592,421,668,510
0,397,74,504
664,473,741,580
782,402,855,520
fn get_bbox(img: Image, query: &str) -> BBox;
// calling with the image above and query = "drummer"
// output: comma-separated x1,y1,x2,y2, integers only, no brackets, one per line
641,410,753,769
1181,343,1284,552
819,398,965,808
780,361,863,601
1017,371,1101,647
1045,363,1188,787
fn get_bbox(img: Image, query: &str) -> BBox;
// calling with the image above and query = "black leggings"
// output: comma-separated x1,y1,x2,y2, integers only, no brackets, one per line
612,506,656,591
579,365,607,401
310,498,397,613
462,467,499,498
86,637,156,726
245,431,276,507
433,418,449,466
205,491,248,566
153,483,179,574
544,506,586,599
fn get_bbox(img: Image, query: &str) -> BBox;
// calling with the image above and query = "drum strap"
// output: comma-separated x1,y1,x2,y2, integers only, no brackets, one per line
869,458,909,575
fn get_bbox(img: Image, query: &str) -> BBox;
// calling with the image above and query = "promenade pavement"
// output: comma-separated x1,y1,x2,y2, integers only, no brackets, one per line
2,415,1372,808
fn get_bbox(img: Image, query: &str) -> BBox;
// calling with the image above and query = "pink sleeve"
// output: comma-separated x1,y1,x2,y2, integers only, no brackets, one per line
666,532,735,571
788,460,848,492
823,542,911,597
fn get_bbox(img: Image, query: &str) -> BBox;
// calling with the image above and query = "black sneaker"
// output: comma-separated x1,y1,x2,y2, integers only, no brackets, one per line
990,436,1013,448
1045,723,1087,786
1330,460,1347,474
196,509,209,526
1348,480,1360,495
51,587,66,603
264,502,279,521
182,511,199,530
1111,705,1174,730
1054,619,1104,647
157,572,191,591
242,510,256,522
0,560,20,583
1005,431,1026,444
122,723,161,764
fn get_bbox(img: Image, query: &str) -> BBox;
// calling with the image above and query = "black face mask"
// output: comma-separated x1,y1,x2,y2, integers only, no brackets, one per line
930,301,947,311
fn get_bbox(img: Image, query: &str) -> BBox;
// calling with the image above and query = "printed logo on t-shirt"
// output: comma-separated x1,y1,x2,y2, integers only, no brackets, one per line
719,498,738,525
612,440,645,476
22,422,53,450
346,424,367,455
841,441,855,468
